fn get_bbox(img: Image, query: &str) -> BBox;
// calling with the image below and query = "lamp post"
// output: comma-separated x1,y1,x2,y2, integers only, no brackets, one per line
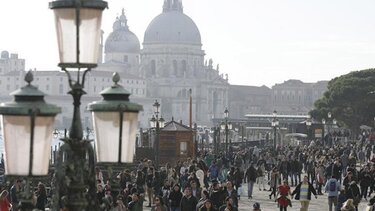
271,110,279,150
149,100,165,168
327,112,332,135
220,108,232,154
0,1,143,210
322,118,326,146
306,114,312,140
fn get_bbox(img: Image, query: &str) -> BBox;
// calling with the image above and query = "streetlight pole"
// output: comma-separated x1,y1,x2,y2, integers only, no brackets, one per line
220,108,232,155
306,114,312,141
271,110,279,151
150,100,165,168
322,118,326,147
327,112,332,136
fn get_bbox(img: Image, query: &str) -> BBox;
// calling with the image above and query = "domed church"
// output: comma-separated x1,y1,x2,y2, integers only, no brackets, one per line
102,0,229,126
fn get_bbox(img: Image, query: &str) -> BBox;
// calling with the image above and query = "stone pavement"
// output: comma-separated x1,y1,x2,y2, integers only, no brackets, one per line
234,183,368,210
142,182,369,211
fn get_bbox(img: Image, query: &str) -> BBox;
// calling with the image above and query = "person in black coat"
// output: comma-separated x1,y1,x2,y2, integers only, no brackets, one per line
222,181,238,208
346,181,361,210
209,181,224,209
244,164,257,199
180,186,198,211
35,183,47,211
169,184,183,211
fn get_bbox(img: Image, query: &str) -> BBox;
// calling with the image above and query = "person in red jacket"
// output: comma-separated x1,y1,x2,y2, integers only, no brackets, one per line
0,190,12,211
277,180,292,211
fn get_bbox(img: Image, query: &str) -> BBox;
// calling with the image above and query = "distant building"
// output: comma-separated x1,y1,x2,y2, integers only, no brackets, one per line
229,85,272,119
0,0,328,129
271,79,328,114
0,51,25,74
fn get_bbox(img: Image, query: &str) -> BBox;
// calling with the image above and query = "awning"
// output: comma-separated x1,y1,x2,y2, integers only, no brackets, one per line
285,133,308,138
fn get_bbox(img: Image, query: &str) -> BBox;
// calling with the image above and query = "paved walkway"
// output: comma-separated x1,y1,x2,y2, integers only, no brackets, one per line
234,183,368,210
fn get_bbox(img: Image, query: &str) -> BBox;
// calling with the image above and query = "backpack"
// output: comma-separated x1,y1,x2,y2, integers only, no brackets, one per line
329,180,337,192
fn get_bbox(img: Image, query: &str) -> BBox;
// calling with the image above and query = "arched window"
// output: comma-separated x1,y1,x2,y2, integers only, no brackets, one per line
151,60,156,75
181,60,187,77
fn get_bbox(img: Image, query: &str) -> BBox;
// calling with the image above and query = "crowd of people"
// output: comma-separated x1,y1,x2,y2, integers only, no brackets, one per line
2,132,375,211
89,132,375,211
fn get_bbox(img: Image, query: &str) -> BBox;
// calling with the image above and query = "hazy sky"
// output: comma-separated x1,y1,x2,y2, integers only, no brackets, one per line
1,0,375,87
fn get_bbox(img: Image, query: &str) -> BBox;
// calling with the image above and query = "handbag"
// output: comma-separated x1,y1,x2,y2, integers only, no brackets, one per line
237,186,242,196
351,188,361,205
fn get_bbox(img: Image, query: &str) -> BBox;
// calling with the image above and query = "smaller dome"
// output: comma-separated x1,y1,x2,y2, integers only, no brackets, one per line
1,51,9,59
105,9,140,54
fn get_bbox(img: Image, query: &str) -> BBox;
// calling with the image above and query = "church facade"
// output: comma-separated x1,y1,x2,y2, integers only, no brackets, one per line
101,0,229,126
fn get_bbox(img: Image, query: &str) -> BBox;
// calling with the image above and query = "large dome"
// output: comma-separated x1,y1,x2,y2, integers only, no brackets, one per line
105,10,140,54
144,1,201,46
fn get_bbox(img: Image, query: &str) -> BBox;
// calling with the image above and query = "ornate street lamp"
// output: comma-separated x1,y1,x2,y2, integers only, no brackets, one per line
306,114,312,140
150,100,165,167
0,72,61,210
0,1,142,210
271,110,279,150
88,73,143,164
0,72,61,176
221,108,232,154
50,0,108,69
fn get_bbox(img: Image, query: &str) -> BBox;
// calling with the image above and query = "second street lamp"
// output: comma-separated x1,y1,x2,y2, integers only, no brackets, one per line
306,114,312,140
271,110,279,150
150,100,165,167
221,108,232,154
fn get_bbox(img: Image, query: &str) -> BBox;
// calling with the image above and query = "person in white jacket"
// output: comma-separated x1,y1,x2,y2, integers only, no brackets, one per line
195,166,205,189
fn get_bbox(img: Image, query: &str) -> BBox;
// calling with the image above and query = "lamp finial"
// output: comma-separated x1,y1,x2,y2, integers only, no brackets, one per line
25,70,34,85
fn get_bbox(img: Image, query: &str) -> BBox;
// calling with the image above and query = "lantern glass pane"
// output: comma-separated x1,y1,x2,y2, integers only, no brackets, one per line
92,112,138,163
159,120,165,128
220,123,225,130
53,8,102,65
120,112,138,163
150,119,156,128
33,117,55,175
1,116,54,176
93,112,120,163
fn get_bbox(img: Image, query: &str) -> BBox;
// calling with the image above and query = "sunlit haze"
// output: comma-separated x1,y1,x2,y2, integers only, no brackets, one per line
1,0,374,87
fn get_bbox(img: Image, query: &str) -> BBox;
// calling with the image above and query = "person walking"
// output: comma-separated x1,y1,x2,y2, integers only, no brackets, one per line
324,175,341,211
256,163,266,191
244,163,257,199
151,195,168,211
291,175,318,211
169,184,183,211
180,186,198,211
346,181,361,211
276,180,292,211
269,167,280,200
199,199,218,211
35,182,48,211
0,190,11,211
